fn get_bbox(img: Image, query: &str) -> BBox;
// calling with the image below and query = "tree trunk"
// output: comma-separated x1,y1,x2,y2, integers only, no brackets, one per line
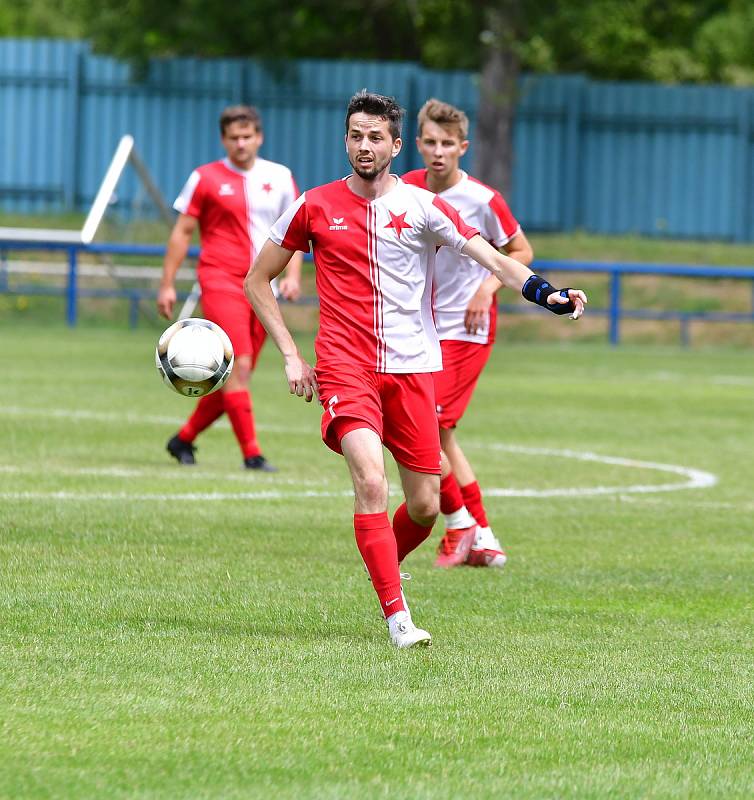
474,8,520,197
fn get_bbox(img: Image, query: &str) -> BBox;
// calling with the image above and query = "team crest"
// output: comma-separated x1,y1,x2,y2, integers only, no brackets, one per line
385,211,411,238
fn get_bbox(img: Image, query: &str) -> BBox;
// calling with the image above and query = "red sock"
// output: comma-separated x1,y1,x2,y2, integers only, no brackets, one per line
461,481,489,528
440,473,464,515
223,390,261,458
392,502,434,562
354,512,404,617
178,391,225,442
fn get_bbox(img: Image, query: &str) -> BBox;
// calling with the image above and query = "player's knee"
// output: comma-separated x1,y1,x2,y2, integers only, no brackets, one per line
353,472,388,510
231,361,252,384
407,494,439,525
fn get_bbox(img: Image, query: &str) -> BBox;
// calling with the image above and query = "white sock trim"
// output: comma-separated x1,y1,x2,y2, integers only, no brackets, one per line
444,507,476,529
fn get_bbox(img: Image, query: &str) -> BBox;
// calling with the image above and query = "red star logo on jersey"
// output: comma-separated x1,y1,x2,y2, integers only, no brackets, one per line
385,211,411,238
262,182,273,194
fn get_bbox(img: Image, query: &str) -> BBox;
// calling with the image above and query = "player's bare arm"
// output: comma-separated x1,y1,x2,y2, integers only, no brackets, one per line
244,240,318,401
464,271,503,335
504,230,534,267
277,250,304,302
157,213,198,319
462,234,587,320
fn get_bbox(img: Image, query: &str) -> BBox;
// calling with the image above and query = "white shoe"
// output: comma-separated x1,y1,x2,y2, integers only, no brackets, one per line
466,525,507,568
387,610,432,649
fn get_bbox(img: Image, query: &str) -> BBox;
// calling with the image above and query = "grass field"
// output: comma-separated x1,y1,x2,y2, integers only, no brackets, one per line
1,321,753,798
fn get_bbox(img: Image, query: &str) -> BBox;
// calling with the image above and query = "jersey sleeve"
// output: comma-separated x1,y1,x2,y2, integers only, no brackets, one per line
486,191,521,248
173,170,203,218
427,194,479,250
268,193,311,253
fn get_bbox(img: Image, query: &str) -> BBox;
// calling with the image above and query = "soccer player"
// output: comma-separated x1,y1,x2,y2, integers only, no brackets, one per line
157,105,303,472
245,90,586,648
403,98,533,569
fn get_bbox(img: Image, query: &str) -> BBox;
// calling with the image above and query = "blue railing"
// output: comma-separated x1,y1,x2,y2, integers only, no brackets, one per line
2,241,754,345
532,260,754,346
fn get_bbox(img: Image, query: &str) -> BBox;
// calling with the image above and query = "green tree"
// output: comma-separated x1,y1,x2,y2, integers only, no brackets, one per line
0,0,83,37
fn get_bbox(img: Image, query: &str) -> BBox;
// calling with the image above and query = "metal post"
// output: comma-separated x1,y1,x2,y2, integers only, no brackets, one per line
66,246,78,326
0,248,7,292
680,316,690,347
609,270,621,345
129,294,140,329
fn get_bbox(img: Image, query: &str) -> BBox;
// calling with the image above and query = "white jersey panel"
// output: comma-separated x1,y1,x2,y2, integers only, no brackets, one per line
434,173,520,343
371,181,475,372
173,170,201,214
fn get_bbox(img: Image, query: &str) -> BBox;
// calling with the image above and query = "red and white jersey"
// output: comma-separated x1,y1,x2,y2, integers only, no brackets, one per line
402,169,521,344
268,176,478,373
174,157,299,294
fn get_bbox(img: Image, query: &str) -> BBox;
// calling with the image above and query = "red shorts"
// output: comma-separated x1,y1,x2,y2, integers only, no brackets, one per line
433,339,493,429
200,287,267,368
317,364,441,474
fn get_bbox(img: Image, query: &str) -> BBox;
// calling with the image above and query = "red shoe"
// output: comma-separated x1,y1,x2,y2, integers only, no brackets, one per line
434,525,477,568
465,526,507,568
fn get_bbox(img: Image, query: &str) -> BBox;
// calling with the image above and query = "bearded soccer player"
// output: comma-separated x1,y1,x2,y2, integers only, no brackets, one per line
157,105,303,472
403,98,534,569
245,90,586,649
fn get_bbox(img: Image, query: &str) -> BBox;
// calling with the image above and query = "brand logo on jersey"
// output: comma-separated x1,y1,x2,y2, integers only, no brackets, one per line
218,183,235,196
329,216,348,231
385,211,411,238
262,182,273,194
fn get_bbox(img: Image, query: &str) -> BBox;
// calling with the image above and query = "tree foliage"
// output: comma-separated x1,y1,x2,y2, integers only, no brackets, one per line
10,0,748,87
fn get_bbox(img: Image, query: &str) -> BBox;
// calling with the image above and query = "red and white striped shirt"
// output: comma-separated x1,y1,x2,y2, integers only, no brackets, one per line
268,176,478,373
402,169,520,345
175,157,299,294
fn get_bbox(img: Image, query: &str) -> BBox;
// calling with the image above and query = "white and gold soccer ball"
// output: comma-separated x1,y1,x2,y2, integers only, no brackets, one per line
155,318,234,397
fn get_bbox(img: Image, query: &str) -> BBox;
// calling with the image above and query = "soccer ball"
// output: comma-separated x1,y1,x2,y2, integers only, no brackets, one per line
155,318,234,397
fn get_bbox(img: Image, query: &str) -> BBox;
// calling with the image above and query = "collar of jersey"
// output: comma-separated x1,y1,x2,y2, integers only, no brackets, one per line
222,157,258,177
435,169,467,196
341,174,403,203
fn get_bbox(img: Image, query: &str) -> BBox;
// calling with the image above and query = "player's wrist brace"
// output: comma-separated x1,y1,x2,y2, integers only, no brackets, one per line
521,274,575,315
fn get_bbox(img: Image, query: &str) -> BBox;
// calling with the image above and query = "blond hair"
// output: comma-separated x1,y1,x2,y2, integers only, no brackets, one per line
417,98,469,140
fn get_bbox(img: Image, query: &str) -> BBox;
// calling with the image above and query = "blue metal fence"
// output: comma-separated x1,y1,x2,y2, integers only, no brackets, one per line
2,39,754,240
2,239,753,345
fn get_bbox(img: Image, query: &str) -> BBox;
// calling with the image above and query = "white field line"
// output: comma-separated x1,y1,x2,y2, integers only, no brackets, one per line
0,405,315,435
459,443,718,498
0,464,323,485
0,443,717,502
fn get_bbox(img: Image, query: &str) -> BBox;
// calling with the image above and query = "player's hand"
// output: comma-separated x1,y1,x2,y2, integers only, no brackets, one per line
464,287,493,335
284,354,318,402
278,276,302,302
157,285,176,319
547,288,588,320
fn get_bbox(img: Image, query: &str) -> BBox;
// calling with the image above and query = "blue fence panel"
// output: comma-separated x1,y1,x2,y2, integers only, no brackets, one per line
580,81,743,239
0,39,78,213
512,75,585,231
3,40,754,241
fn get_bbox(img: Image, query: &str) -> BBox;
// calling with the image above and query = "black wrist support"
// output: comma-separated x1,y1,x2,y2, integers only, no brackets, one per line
521,275,575,316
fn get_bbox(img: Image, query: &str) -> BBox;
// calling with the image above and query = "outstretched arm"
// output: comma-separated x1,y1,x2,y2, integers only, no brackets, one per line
244,240,318,401
462,234,587,320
